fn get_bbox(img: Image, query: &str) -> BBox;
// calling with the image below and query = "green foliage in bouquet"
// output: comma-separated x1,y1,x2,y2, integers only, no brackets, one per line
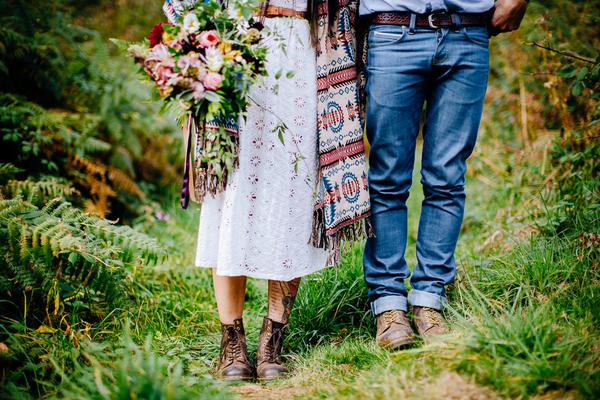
128,0,267,121
125,0,270,198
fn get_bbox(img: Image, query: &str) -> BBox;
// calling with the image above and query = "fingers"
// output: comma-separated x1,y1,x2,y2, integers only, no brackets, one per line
491,21,521,33
490,14,519,33
489,0,527,34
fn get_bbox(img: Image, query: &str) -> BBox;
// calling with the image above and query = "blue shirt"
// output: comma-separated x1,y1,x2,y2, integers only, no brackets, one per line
359,0,495,16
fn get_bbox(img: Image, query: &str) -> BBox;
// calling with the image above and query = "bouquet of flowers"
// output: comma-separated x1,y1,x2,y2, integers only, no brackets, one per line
125,0,268,207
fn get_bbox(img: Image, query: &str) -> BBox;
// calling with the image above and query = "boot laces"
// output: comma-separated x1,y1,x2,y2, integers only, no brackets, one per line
224,327,243,363
422,307,443,326
264,328,284,363
383,310,405,326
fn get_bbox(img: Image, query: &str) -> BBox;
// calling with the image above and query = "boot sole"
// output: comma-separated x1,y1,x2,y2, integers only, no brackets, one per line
380,336,416,350
257,375,287,381
220,375,254,382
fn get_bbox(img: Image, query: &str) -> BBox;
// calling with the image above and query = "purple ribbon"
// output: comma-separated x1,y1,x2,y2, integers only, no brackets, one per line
180,115,193,209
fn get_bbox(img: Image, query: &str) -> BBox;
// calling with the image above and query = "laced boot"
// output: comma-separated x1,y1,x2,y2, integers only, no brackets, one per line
256,317,288,380
217,318,253,381
376,310,416,350
413,306,448,341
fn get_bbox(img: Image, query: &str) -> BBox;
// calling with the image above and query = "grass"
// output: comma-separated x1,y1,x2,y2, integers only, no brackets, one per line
1,1,599,398
3,136,598,399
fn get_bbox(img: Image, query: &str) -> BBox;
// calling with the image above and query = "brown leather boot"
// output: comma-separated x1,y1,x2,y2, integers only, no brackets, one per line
216,318,253,381
376,310,416,350
413,306,448,340
256,317,288,380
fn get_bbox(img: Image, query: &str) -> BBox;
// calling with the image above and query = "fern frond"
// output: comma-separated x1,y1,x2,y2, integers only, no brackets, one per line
72,155,107,176
80,136,111,154
0,163,24,181
3,178,79,205
107,167,144,199
0,195,165,317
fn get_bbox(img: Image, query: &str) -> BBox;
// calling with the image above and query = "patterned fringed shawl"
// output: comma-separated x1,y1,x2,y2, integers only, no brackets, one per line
164,0,371,264
311,0,371,263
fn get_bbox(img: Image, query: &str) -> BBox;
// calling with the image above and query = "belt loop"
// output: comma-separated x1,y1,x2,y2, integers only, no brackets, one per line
408,13,416,34
451,14,461,31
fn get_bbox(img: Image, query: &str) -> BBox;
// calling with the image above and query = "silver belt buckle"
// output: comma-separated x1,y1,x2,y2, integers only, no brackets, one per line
428,13,444,29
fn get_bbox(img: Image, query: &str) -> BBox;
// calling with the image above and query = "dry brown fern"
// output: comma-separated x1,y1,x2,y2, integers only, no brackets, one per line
72,156,115,216
107,166,144,199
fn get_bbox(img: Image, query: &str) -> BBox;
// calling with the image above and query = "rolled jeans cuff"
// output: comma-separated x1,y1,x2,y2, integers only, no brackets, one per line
371,295,408,316
407,289,445,310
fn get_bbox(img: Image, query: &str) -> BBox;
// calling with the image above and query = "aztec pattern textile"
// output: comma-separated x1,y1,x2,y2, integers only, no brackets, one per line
164,0,372,263
163,0,198,24
312,0,371,259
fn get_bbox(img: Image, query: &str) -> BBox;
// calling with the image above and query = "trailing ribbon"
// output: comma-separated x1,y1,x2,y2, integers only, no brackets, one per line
180,114,193,209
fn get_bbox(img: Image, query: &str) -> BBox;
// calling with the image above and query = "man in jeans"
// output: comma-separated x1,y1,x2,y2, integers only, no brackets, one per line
361,0,528,348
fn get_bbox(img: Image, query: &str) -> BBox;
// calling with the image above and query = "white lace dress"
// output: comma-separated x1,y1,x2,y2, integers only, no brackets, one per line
195,0,329,281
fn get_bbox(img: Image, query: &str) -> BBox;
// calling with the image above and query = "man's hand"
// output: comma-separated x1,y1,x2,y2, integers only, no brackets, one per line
490,0,528,36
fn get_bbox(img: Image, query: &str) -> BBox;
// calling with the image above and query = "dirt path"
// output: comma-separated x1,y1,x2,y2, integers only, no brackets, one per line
230,372,502,400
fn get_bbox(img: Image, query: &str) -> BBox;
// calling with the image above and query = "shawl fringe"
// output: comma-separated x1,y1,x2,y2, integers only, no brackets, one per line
311,207,374,266
188,122,240,204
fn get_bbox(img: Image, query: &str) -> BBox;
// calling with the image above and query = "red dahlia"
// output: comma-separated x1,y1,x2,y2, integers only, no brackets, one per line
148,22,166,48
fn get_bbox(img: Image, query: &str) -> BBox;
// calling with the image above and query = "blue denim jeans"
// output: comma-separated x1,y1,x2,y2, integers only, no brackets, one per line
363,23,490,315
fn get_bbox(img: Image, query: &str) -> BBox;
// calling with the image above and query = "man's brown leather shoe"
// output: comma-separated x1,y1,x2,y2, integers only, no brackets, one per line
376,310,416,350
216,318,253,381
413,306,448,340
256,317,288,380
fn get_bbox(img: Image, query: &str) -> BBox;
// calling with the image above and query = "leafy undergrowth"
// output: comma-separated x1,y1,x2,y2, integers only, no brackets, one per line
239,143,598,400
1,0,599,399
2,121,597,400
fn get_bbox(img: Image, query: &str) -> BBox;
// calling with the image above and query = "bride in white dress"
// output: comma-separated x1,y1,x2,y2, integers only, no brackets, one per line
163,0,368,381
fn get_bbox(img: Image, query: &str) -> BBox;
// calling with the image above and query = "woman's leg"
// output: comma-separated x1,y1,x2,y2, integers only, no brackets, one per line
212,270,246,324
213,271,252,380
257,278,301,380
267,278,301,323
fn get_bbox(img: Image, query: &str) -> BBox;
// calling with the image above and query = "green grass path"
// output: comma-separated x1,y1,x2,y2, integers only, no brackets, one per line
131,151,489,399
129,134,599,399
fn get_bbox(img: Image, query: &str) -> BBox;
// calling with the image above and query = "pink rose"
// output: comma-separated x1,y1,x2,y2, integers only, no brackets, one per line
192,82,205,100
198,30,220,48
177,55,193,74
203,72,223,90
154,64,180,88
189,57,202,69
148,43,170,62
167,39,183,51
196,66,207,81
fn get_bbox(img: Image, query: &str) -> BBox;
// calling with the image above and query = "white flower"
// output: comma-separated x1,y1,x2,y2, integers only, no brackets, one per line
183,13,200,34
128,43,150,60
148,43,170,61
204,46,224,72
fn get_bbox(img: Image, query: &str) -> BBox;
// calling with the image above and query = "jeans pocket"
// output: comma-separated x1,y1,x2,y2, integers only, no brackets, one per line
462,26,490,48
368,26,407,48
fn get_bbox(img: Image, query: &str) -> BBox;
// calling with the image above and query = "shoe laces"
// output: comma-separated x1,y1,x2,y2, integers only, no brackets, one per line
383,310,405,326
421,307,443,326
224,327,244,363
263,327,284,363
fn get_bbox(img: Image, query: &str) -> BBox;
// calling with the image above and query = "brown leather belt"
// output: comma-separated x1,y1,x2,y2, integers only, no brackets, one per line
371,11,491,28
256,5,307,19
